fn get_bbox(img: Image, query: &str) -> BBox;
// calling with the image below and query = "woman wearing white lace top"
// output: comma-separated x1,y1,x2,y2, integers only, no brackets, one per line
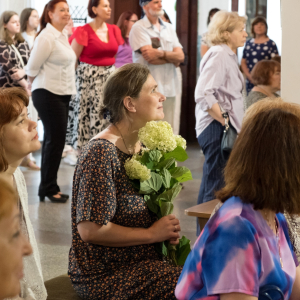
0,179,33,300
0,87,47,300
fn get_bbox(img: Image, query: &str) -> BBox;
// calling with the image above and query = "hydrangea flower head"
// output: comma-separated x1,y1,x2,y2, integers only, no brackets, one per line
138,121,177,152
175,135,187,150
124,157,151,181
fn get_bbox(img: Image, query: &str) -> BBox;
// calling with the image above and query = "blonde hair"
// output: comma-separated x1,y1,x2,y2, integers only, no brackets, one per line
244,98,300,123
206,11,246,46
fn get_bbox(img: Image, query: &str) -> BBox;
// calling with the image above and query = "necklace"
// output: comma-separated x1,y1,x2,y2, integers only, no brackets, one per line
114,124,134,155
264,211,283,268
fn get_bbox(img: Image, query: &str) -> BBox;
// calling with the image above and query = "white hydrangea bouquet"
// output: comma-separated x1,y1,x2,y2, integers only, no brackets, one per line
124,121,192,266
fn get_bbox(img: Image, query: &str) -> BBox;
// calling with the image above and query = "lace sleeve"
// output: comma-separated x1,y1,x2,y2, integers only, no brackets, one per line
14,168,48,300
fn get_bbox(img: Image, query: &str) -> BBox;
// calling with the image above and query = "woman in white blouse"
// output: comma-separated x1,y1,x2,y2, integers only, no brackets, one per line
26,0,76,203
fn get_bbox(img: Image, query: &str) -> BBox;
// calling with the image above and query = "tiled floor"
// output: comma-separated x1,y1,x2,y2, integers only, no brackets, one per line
22,143,204,281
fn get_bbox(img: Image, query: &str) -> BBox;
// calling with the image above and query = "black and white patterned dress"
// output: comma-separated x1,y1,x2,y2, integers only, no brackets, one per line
66,63,115,149
0,40,30,88
66,23,123,150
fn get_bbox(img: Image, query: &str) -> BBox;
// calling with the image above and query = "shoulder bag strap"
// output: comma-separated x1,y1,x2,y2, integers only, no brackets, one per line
11,44,25,68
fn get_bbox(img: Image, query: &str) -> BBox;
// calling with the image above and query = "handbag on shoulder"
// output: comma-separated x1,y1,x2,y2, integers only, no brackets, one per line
220,107,237,161
258,285,284,300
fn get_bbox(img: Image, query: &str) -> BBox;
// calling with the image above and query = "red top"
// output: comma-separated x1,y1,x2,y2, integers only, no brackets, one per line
69,23,124,66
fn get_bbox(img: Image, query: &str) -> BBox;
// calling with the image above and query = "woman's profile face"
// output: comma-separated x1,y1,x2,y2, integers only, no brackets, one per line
227,22,248,50
253,22,267,36
93,0,111,21
132,74,166,123
2,106,40,163
49,2,70,27
0,204,32,300
125,14,138,34
270,67,281,91
28,10,39,31
4,15,20,36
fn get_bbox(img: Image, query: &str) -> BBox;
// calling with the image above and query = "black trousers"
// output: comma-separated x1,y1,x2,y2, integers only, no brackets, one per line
32,89,71,197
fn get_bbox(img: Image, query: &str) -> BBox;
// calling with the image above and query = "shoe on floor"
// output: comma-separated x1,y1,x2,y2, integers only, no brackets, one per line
63,152,77,166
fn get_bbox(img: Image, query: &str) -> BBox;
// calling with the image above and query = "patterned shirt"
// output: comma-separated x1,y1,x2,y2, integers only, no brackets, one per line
0,40,30,88
175,196,298,300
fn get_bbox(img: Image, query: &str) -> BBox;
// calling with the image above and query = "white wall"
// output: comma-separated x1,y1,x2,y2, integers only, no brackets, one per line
267,0,281,55
281,0,300,103
162,0,176,29
198,0,231,36
0,0,32,16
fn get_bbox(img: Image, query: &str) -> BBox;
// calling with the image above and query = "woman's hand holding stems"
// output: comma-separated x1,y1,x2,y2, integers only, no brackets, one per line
78,214,181,247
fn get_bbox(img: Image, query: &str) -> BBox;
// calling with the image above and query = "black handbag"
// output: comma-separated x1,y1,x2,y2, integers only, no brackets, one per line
220,112,237,161
258,285,284,300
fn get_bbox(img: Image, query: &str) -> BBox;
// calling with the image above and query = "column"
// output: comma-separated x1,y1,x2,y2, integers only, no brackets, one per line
281,0,300,103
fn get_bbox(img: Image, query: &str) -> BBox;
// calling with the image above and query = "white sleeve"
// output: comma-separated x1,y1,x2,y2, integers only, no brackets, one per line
170,26,182,49
129,24,152,52
25,36,53,77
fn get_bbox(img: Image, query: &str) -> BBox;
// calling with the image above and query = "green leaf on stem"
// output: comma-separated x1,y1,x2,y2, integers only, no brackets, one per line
149,150,162,162
155,158,176,171
161,169,172,189
144,195,159,214
176,236,191,266
162,242,168,256
160,202,174,216
163,146,188,162
170,167,193,182
140,172,163,194
140,151,150,165
156,183,182,203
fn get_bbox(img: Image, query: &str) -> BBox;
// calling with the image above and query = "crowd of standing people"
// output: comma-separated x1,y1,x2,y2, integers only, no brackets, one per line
1,0,300,300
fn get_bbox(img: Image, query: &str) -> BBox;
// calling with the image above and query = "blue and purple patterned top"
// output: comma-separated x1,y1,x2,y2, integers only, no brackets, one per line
175,196,298,300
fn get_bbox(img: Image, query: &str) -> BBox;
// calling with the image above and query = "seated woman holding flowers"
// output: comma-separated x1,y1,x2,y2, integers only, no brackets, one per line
68,63,183,300
175,99,300,300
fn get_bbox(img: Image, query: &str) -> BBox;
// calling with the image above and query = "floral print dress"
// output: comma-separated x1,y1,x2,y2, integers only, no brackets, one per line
69,139,182,300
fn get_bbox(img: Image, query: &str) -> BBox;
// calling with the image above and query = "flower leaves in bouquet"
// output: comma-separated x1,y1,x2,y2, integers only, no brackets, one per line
124,121,192,266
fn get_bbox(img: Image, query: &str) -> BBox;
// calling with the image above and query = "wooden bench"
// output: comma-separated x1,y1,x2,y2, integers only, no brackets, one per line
185,199,220,230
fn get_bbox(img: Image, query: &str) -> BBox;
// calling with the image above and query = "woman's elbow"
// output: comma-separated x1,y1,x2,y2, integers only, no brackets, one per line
78,227,92,243
77,221,102,243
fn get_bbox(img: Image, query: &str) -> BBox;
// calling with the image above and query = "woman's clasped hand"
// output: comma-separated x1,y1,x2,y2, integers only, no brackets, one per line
148,214,181,245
